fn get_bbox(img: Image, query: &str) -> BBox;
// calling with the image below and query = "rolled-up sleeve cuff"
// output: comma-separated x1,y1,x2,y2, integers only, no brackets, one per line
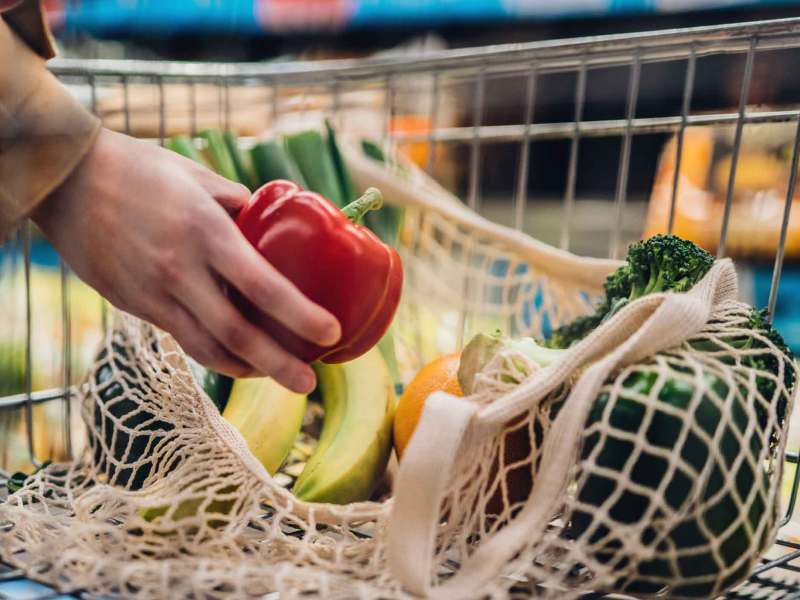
0,17,100,240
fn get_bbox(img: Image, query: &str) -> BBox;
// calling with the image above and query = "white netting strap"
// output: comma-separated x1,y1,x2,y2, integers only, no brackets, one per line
388,259,738,597
342,138,622,292
387,392,478,595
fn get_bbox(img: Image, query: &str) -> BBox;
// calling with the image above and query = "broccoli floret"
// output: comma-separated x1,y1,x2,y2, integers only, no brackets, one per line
548,235,714,349
745,309,795,434
627,234,715,297
546,313,604,350
602,263,632,302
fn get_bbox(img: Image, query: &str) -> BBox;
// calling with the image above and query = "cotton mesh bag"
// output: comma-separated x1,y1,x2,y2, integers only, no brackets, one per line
0,145,795,600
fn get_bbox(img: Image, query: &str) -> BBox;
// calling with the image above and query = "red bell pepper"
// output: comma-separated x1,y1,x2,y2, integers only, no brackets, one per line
234,180,403,364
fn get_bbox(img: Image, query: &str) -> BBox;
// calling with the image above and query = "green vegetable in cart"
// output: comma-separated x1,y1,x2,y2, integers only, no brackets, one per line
165,135,206,165
547,235,715,349
223,131,256,189
325,119,357,203
250,139,307,188
460,235,795,598
92,341,175,490
284,130,345,206
187,356,233,413
199,129,239,182
358,138,405,248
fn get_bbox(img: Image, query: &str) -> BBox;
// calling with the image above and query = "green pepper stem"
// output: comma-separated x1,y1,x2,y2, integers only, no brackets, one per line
342,188,383,224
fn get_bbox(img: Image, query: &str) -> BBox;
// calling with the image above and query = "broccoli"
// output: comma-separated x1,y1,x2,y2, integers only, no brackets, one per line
548,235,715,349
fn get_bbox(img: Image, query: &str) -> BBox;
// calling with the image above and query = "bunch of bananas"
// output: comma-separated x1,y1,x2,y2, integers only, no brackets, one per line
216,346,396,504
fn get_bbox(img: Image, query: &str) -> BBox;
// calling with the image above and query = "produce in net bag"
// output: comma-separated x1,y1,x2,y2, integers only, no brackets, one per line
0,125,795,600
390,236,796,599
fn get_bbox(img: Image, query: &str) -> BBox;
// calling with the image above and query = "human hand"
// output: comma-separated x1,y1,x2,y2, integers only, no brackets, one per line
32,128,341,393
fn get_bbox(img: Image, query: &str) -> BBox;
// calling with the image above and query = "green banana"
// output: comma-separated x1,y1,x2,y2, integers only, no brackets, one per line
222,377,307,475
140,376,305,524
292,347,395,504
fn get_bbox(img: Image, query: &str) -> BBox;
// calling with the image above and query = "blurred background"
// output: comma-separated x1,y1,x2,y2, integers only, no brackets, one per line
4,0,800,473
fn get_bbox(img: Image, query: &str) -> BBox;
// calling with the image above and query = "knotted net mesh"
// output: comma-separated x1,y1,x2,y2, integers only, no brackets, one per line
0,157,794,599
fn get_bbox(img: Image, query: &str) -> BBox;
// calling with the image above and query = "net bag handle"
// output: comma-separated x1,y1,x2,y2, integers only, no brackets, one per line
388,259,738,597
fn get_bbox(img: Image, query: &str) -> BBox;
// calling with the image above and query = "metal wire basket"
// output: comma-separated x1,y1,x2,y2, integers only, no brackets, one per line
4,16,800,599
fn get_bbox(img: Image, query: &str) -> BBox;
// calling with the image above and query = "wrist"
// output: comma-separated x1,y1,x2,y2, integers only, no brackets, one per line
32,127,110,235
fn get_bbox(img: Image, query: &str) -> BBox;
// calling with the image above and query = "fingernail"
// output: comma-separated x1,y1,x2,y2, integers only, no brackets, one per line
320,320,342,347
296,369,316,394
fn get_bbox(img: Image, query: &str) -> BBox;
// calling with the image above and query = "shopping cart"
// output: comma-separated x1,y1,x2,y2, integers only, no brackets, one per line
3,15,800,599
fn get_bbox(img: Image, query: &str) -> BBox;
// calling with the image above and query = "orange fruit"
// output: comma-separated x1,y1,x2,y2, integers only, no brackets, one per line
394,353,534,519
394,353,463,459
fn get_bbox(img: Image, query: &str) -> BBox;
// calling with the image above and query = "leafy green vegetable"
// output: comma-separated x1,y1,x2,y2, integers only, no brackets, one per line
548,235,715,349
361,139,386,163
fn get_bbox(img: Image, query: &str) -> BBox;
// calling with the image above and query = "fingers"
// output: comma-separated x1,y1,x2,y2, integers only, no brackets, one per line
174,150,250,214
207,222,342,348
164,302,254,379
175,271,317,394
200,169,250,214
212,179,251,214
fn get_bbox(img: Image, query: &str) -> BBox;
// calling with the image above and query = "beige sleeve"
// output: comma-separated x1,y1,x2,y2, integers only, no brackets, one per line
0,1,101,240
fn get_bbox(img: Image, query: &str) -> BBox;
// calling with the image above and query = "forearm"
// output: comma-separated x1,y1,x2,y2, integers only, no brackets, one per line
0,4,100,240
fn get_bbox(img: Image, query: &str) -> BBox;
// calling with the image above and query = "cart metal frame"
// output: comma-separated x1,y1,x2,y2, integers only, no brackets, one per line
4,15,800,599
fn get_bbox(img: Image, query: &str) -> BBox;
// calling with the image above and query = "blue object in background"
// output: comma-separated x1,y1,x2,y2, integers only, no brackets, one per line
58,0,800,37
752,263,800,355
0,578,75,600
30,239,61,269
63,0,259,36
